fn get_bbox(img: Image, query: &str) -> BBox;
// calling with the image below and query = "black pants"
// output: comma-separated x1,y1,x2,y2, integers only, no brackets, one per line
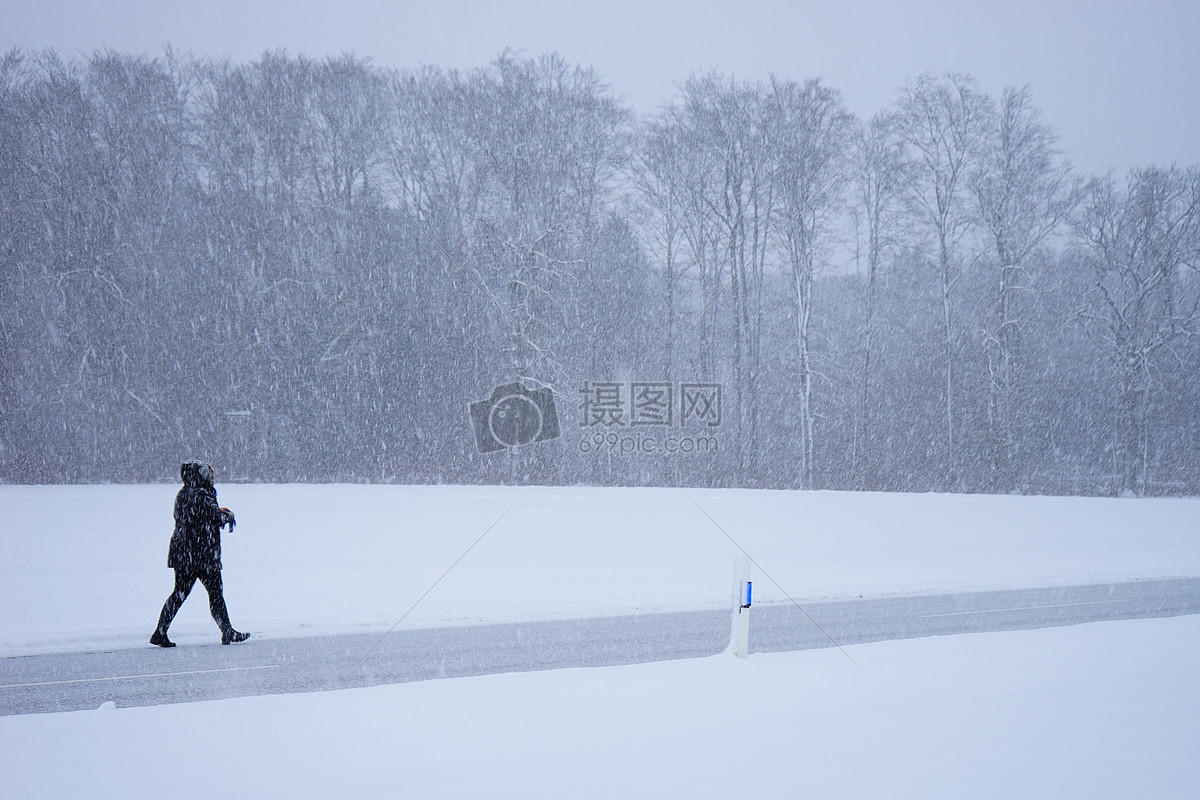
155,568,232,635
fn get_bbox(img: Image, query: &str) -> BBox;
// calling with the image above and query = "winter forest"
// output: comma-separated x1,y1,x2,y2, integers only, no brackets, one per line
2,48,1198,495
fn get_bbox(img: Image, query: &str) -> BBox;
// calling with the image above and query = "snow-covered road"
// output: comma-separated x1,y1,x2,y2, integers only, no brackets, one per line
5,577,1197,716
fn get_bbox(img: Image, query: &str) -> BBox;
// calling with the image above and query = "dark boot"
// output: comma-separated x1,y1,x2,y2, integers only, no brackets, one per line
150,630,176,648
222,629,251,645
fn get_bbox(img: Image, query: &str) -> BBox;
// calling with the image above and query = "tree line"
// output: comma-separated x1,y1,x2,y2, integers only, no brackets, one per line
2,48,1197,494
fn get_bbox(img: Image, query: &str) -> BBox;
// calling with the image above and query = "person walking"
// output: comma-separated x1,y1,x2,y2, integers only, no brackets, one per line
151,461,250,647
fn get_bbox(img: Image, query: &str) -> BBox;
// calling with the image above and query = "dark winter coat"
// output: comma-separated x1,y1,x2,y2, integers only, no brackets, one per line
167,461,234,573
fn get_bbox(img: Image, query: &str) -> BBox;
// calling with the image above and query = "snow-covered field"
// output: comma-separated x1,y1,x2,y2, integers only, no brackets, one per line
2,617,1198,798
2,484,1199,798
2,484,1198,655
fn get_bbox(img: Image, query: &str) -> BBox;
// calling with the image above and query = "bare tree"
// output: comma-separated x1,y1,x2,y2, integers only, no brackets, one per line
898,73,993,487
465,53,629,387
676,74,774,478
1075,166,1200,495
632,116,687,382
766,76,854,489
671,101,724,383
849,110,910,481
972,86,1078,489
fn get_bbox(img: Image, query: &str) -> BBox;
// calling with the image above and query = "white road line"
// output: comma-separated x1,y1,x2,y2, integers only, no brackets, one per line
920,598,1136,619
0,664,281,689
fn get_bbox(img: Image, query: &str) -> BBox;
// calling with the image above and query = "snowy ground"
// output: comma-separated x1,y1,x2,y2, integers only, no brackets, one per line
1,484,1198,655
2,485,1199,798
1,617,1197,798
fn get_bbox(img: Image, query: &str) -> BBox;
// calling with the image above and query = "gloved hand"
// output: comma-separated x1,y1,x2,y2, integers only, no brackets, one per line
219,507,236,531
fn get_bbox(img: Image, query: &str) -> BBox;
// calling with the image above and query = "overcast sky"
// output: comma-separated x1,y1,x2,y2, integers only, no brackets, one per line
4,0,1197,175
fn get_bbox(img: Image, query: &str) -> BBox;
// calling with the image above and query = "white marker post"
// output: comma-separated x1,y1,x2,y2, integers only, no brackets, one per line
731,554,752,659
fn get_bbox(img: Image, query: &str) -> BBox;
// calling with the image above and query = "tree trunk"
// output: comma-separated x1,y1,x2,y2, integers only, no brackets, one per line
939,231,956,488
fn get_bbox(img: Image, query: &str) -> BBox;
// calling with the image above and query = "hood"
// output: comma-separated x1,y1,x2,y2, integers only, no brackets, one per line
180,461,214,488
